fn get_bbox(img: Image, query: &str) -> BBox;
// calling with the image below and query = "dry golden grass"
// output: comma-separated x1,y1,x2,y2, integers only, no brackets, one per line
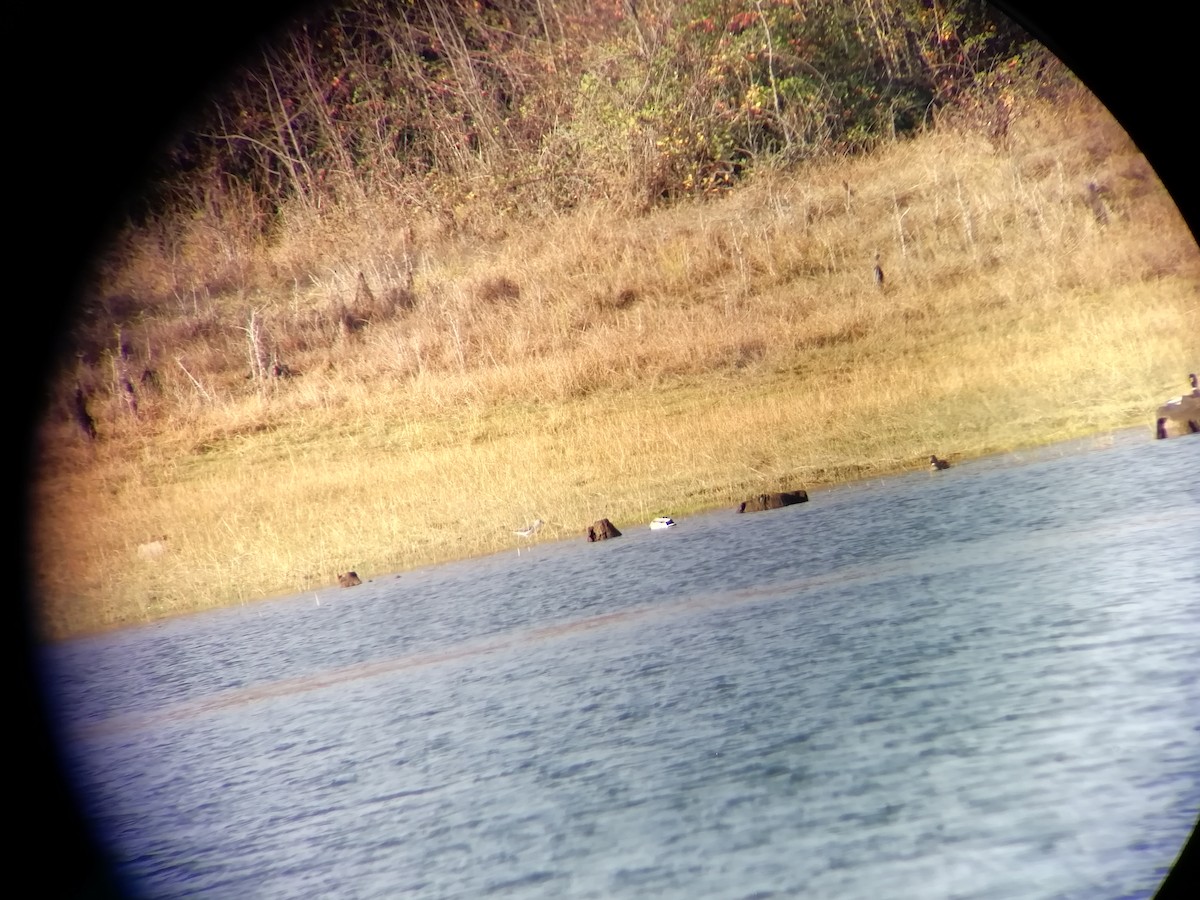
32,92,1200,639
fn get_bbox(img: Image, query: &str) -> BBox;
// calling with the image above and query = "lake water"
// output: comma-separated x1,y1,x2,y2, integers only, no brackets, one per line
41,431,1199,899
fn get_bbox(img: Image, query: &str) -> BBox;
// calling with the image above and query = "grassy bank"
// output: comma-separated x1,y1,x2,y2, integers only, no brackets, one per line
31,92,1199,639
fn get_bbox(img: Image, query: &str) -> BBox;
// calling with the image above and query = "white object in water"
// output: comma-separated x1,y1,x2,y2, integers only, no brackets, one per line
649,517,677,530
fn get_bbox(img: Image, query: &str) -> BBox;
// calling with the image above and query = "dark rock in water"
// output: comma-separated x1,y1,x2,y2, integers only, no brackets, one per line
1155,380,1200,439
338,571,362,588
1155,410,1200,439
737,491,809,513
1161,420,1200,441
586,518,622,542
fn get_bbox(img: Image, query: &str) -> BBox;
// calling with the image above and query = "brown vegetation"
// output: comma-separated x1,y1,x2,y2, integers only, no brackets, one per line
26,5,1200,639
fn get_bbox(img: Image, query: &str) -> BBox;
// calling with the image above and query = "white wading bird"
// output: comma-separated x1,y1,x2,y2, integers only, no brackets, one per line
514,518,544,555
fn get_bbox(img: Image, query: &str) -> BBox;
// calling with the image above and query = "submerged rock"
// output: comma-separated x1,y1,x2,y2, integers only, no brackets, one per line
586,518,622,542
737,491,809,513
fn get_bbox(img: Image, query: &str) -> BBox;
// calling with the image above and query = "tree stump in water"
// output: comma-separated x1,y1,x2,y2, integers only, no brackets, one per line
586,519,622,542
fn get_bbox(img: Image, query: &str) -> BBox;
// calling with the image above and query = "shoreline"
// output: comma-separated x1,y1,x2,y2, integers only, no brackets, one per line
37,423,1156,644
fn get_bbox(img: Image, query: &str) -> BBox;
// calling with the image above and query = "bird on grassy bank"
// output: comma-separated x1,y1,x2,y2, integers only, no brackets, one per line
872,250,884,288
649,516,677,530
929,455,951,471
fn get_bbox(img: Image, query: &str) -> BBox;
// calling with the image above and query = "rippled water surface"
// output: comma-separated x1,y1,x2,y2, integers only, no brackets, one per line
44,432,1200,898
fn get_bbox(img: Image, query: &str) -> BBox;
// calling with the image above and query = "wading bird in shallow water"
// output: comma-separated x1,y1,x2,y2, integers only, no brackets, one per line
514,518,543,555
514,518,543,538
929,455,951,471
